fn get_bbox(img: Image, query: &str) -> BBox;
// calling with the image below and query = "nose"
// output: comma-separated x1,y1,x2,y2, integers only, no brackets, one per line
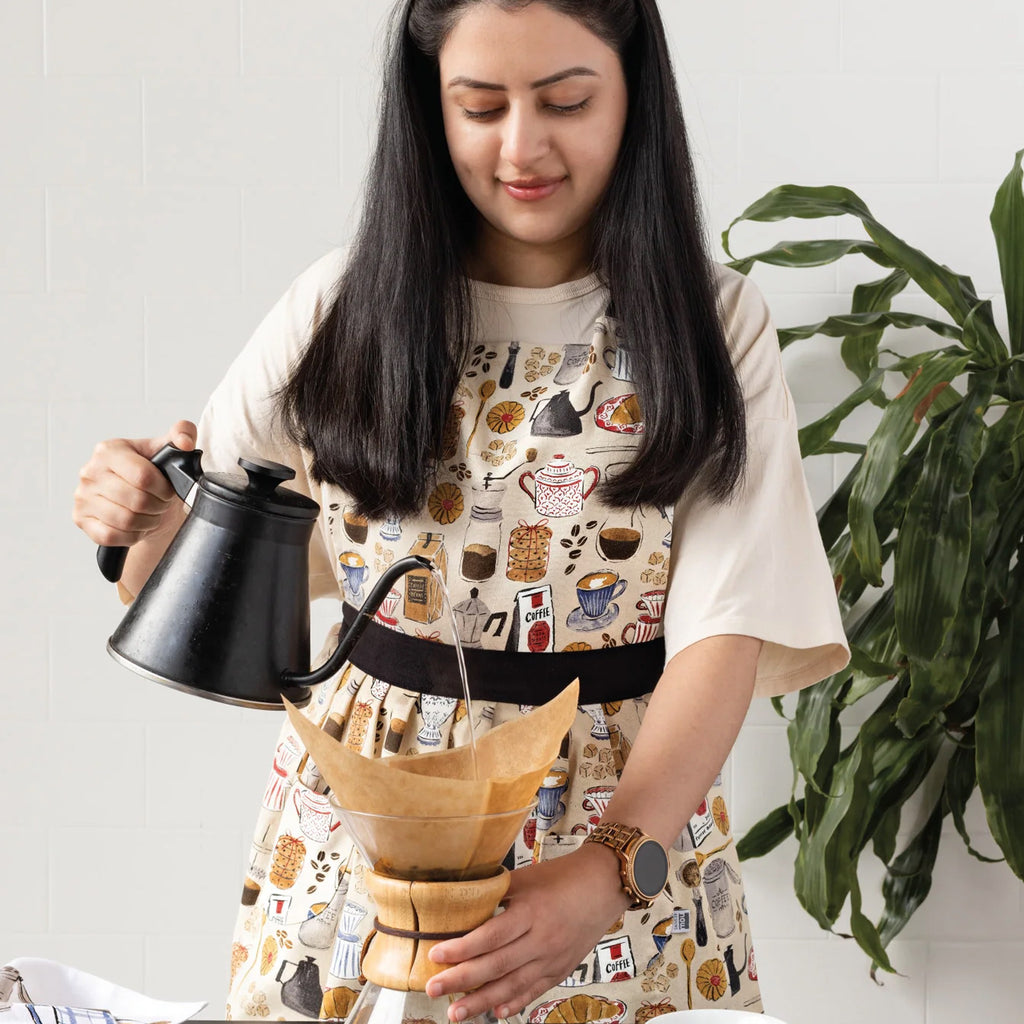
500,101,551,171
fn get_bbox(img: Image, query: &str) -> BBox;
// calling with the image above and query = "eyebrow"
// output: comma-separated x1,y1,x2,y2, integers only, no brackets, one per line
446,66,600,91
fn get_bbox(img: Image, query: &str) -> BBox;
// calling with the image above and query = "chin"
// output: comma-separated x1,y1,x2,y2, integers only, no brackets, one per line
491,212,587,250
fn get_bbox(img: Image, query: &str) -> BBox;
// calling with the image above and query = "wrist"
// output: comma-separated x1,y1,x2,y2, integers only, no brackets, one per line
582,822,670,911
575,840,631,913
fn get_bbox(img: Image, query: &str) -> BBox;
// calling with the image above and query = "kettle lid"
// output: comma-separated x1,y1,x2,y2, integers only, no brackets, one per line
200,456,320,520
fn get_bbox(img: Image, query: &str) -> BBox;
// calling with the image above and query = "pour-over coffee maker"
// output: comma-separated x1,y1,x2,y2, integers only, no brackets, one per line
284,681,581,1024
332,803,536,1024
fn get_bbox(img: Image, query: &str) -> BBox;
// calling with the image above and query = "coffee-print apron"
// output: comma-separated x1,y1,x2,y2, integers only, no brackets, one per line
225,311,764,1020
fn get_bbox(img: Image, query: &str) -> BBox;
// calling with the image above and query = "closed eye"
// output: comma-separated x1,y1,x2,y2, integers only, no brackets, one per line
549,100,590,115
461,99,591,120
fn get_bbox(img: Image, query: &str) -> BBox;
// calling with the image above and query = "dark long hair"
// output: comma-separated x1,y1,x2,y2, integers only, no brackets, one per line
280,0,746,519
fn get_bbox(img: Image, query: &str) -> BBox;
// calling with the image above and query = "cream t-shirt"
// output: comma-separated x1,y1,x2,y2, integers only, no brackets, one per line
196,248,850,699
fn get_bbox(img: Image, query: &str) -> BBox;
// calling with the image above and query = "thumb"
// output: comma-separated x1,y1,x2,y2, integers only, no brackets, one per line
167,419,198,451
134,419,198,459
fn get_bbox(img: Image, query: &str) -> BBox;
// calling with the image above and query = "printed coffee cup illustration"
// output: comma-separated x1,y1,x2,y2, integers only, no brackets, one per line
603,343,633,381
567,570,627,632
338,551,368,601
622,614,660,645
519,453,600,518
636,588,666,621
597,509,643,561
536,768,569,830
373,586,403,631
342,505,368,544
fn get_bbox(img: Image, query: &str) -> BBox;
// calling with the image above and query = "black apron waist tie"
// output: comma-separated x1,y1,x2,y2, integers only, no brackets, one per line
339,602,664,705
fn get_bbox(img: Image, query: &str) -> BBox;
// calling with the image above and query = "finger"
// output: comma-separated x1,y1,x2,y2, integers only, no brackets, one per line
111,451,182,502
77,492,168,544
426,933,535,1001
131,419,199,459
165,418,198,451
94,467,176,516
429,903,531,967
85,439,178,501
76,510,155,549
445,962,552,1023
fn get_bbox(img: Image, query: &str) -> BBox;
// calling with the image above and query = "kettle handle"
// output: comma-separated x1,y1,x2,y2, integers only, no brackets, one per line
96,444,205,583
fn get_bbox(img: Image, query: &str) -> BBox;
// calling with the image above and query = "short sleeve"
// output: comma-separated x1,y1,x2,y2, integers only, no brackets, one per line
662,265,850,699
197,248,349,603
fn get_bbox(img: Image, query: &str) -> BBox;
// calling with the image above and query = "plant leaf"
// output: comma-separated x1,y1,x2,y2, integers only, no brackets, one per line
990,148,1024,355
850,869,897,975
862,216,994,331
892,375,994,733
818,456,862,551
816,441,868,455
872,802,901,866
736,800,803,859
975,583,1024,880
724,182,999,338
789,666,850,799
849,354,972,585
944,733,1004,864
872,796,944,974
725,239,890,274
798,369,886,458
961,298,1007,366
794,736,867,929
722,185,875,256
845,270,912,385
779,310,961,351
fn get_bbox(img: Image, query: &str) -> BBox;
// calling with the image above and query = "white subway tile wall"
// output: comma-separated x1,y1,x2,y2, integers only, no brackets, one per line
0,1,1020,1020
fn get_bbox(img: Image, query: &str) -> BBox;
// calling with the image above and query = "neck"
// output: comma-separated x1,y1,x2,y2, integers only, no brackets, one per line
466,221,594,288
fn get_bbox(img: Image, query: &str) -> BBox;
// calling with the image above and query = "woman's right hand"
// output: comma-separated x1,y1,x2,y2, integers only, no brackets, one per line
72,419,198,549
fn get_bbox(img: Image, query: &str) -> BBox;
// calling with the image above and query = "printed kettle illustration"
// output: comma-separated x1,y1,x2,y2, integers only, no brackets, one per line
276,956,323,1018
519,454,600,518
530,381,602,436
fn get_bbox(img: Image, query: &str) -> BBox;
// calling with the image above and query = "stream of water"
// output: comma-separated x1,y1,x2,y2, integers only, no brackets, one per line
432,566,480,780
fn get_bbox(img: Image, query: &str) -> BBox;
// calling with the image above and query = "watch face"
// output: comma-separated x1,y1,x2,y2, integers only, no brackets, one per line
633,838,669,899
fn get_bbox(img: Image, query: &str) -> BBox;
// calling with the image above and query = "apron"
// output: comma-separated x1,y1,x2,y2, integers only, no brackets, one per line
225,311,764,1020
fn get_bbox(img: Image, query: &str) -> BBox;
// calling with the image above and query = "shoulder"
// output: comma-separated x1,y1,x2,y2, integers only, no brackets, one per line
229,247,350,379
710,262,772,358
280,246,350,336
710,262,786,417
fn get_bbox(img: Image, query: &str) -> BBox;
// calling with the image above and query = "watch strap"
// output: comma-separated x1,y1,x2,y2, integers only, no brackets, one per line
583,821,657,910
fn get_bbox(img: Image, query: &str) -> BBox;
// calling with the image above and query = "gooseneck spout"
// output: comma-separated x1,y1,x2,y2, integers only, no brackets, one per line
281,555,434,690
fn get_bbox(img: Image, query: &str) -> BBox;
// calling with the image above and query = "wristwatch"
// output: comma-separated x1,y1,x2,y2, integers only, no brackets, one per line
583,822,669,910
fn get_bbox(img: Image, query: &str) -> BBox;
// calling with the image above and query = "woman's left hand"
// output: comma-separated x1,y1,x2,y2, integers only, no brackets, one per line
425,843,630,1022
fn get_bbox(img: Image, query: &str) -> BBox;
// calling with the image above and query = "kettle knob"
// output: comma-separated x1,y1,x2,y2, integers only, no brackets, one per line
239,456,295,497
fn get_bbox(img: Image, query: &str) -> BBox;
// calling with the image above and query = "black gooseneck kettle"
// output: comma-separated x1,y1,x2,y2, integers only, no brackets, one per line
96,444,432,710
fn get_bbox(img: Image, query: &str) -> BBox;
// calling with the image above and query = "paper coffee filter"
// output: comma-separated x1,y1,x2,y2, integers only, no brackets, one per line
281,681,578,878
284,703,491,818
391,679,579,785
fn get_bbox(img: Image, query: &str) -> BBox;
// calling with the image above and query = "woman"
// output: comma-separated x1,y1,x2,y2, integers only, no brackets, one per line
73,1,849,1020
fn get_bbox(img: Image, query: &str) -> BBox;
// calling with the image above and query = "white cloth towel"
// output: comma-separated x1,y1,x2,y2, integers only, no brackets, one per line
0,959,205,1024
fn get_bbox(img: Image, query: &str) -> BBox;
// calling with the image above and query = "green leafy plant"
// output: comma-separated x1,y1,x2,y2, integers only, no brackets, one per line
726,150,1024,978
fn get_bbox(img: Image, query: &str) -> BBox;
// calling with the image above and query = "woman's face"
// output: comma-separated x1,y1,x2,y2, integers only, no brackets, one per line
438,2,629,267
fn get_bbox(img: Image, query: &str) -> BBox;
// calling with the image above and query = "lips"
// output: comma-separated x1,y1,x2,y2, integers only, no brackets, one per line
502,176,566,201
